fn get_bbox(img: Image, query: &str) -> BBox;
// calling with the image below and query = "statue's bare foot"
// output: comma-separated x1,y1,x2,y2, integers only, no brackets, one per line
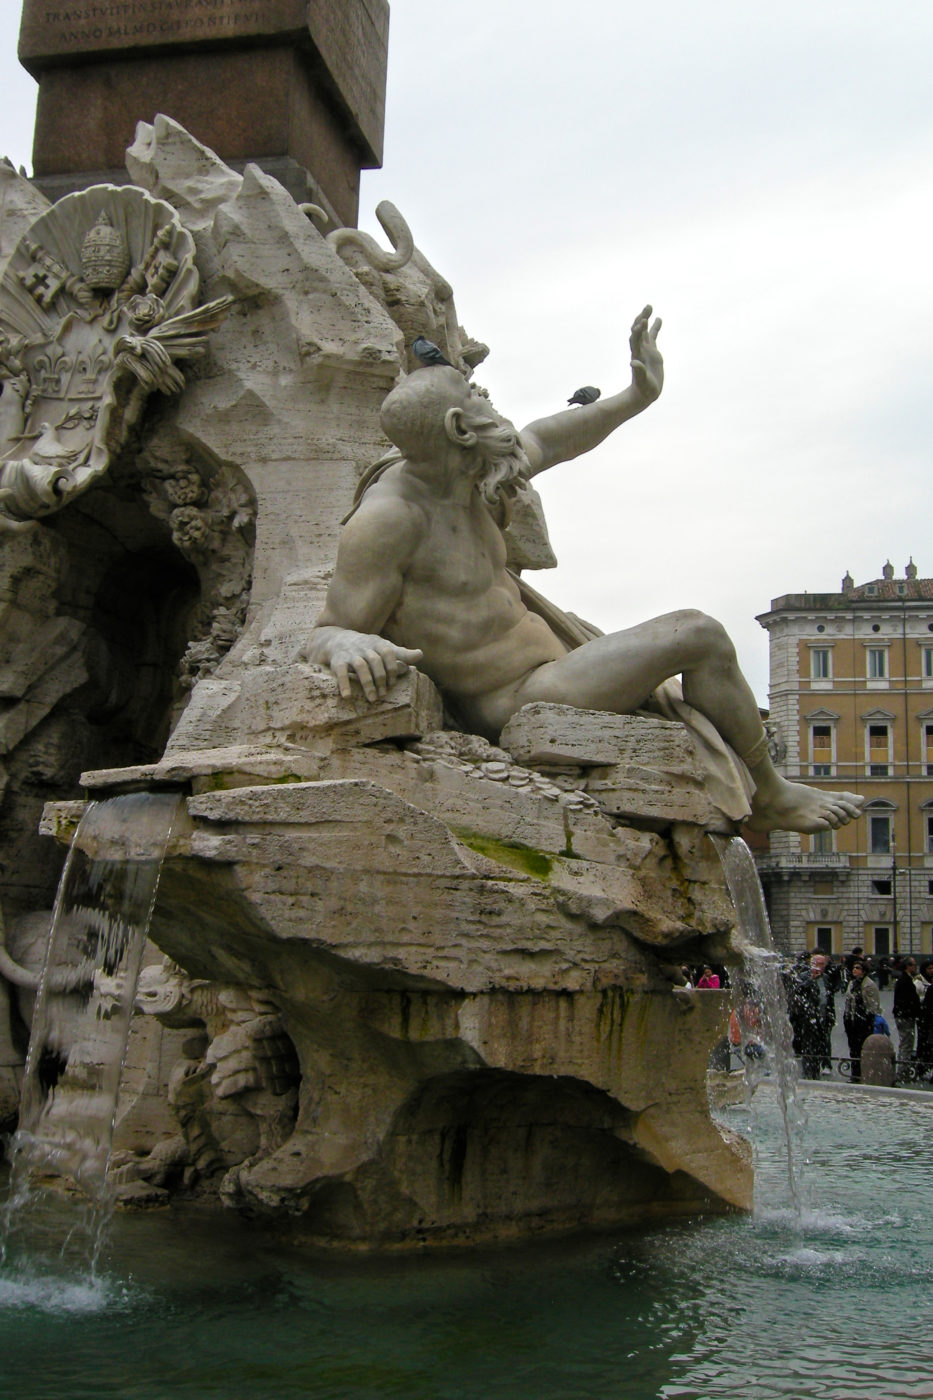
747,773,864,834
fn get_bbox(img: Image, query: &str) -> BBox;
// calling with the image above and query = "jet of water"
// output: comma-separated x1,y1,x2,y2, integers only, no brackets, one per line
710,833,806,1217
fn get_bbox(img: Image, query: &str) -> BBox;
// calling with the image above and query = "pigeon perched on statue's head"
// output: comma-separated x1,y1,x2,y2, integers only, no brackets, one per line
567,385,601,407
412,336,452,368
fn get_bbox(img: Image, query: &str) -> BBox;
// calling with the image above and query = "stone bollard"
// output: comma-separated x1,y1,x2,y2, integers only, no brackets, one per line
861,1034,896,1086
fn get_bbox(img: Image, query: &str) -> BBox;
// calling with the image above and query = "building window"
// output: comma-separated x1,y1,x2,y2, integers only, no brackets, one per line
811,828,835,855
867,648,888,680
810,648,831,681
871,926,891,957
871,879,892,896
810,723,834,776
927,815,933,855
814,926,834,953
866,722,891,777
869,813,892,854
924,723,933,776
923,647,933,680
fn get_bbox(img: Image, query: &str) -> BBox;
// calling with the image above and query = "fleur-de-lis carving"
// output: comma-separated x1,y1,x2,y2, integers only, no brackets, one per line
33,345,74,396
72,340,111,397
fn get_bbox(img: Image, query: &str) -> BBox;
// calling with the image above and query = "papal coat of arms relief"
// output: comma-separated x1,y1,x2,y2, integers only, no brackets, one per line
0,183,231,522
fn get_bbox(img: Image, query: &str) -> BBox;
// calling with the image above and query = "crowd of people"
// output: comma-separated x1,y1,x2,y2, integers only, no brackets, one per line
686,950,933,1085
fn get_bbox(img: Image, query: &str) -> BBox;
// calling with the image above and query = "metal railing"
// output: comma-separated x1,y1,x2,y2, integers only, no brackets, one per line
755,853,850,871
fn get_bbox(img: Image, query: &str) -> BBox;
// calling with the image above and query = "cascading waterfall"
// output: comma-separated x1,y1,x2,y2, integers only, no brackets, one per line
2,791,181,1271
710,833,805,1213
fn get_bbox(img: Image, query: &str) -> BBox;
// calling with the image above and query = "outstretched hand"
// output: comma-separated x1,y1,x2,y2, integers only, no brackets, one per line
630,305,663,404
324,630,423,703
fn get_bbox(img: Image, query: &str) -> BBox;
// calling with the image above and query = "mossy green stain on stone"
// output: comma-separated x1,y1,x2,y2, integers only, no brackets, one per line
454,831,554,879
204,770,306,791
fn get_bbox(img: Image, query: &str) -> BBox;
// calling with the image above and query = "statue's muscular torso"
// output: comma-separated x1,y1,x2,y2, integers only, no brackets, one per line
355,466,566,704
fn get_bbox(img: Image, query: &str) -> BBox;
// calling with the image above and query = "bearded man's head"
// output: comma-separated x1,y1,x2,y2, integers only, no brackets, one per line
380,368,528,509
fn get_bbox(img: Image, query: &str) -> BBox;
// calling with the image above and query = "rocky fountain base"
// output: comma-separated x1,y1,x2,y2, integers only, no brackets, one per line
39,674,750,1249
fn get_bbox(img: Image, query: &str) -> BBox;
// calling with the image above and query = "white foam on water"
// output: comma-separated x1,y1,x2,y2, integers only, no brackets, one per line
0,1270,115,1314
772,1245,850,1269
754,1204,861,1237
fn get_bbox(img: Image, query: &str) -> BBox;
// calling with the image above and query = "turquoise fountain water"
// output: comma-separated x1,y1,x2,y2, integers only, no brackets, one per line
0,1090,930,1399
1,818,931,1399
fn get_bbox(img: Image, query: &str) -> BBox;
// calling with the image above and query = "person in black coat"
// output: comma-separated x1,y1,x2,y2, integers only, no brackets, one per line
791,953,836,1078
843,960,881,1083
893,957,922,1063
915,960,933,1079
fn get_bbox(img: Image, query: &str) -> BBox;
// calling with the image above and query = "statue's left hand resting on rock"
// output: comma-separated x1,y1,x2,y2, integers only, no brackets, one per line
305,307,864,836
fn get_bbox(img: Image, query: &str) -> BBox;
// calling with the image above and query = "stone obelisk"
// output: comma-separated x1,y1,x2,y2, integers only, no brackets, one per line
17,0,389,225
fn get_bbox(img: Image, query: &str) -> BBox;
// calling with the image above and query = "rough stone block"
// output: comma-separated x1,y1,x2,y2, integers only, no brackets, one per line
39,800,87,843
125,114,242,223
188,779,473,879
502,705,699,770
501,704,721,828
586,768,721,830
164,664,443,757
0,160,51,261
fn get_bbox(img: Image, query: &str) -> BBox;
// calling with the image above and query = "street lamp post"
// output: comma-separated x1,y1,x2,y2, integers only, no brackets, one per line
891,841,900,956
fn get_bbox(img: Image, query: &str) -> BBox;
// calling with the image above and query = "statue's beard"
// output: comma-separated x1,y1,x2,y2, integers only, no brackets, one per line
471,421,529,509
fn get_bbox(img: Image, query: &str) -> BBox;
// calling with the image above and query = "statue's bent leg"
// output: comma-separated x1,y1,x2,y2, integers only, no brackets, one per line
493,609,864,836
510,609,751,738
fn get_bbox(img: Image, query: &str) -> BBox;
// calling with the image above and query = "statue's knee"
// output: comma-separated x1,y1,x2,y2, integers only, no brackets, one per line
679,609,734,664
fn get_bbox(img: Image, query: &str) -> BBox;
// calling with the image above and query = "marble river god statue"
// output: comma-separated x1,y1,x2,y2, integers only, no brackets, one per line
308,310,864,838
0,117,865,1247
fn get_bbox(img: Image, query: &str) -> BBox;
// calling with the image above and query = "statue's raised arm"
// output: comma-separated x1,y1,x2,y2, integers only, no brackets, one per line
520,306,663,478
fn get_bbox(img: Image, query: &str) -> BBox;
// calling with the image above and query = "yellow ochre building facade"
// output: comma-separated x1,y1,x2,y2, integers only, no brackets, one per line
756,561,933,958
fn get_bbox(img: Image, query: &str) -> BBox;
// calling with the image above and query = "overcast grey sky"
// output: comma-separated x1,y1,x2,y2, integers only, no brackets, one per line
1,2,931,701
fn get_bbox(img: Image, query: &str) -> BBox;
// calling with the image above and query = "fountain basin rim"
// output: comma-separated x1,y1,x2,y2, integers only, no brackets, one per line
796,1080,933,1105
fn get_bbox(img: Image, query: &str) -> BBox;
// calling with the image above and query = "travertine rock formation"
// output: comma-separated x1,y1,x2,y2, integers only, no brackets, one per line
3,118,751,1245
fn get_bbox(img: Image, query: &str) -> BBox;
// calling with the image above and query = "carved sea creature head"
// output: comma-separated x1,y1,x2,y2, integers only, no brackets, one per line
135,960,190,1021
380,368,528,508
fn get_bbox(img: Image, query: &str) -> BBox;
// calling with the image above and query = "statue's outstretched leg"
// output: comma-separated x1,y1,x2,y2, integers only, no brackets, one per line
489,608,864,836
